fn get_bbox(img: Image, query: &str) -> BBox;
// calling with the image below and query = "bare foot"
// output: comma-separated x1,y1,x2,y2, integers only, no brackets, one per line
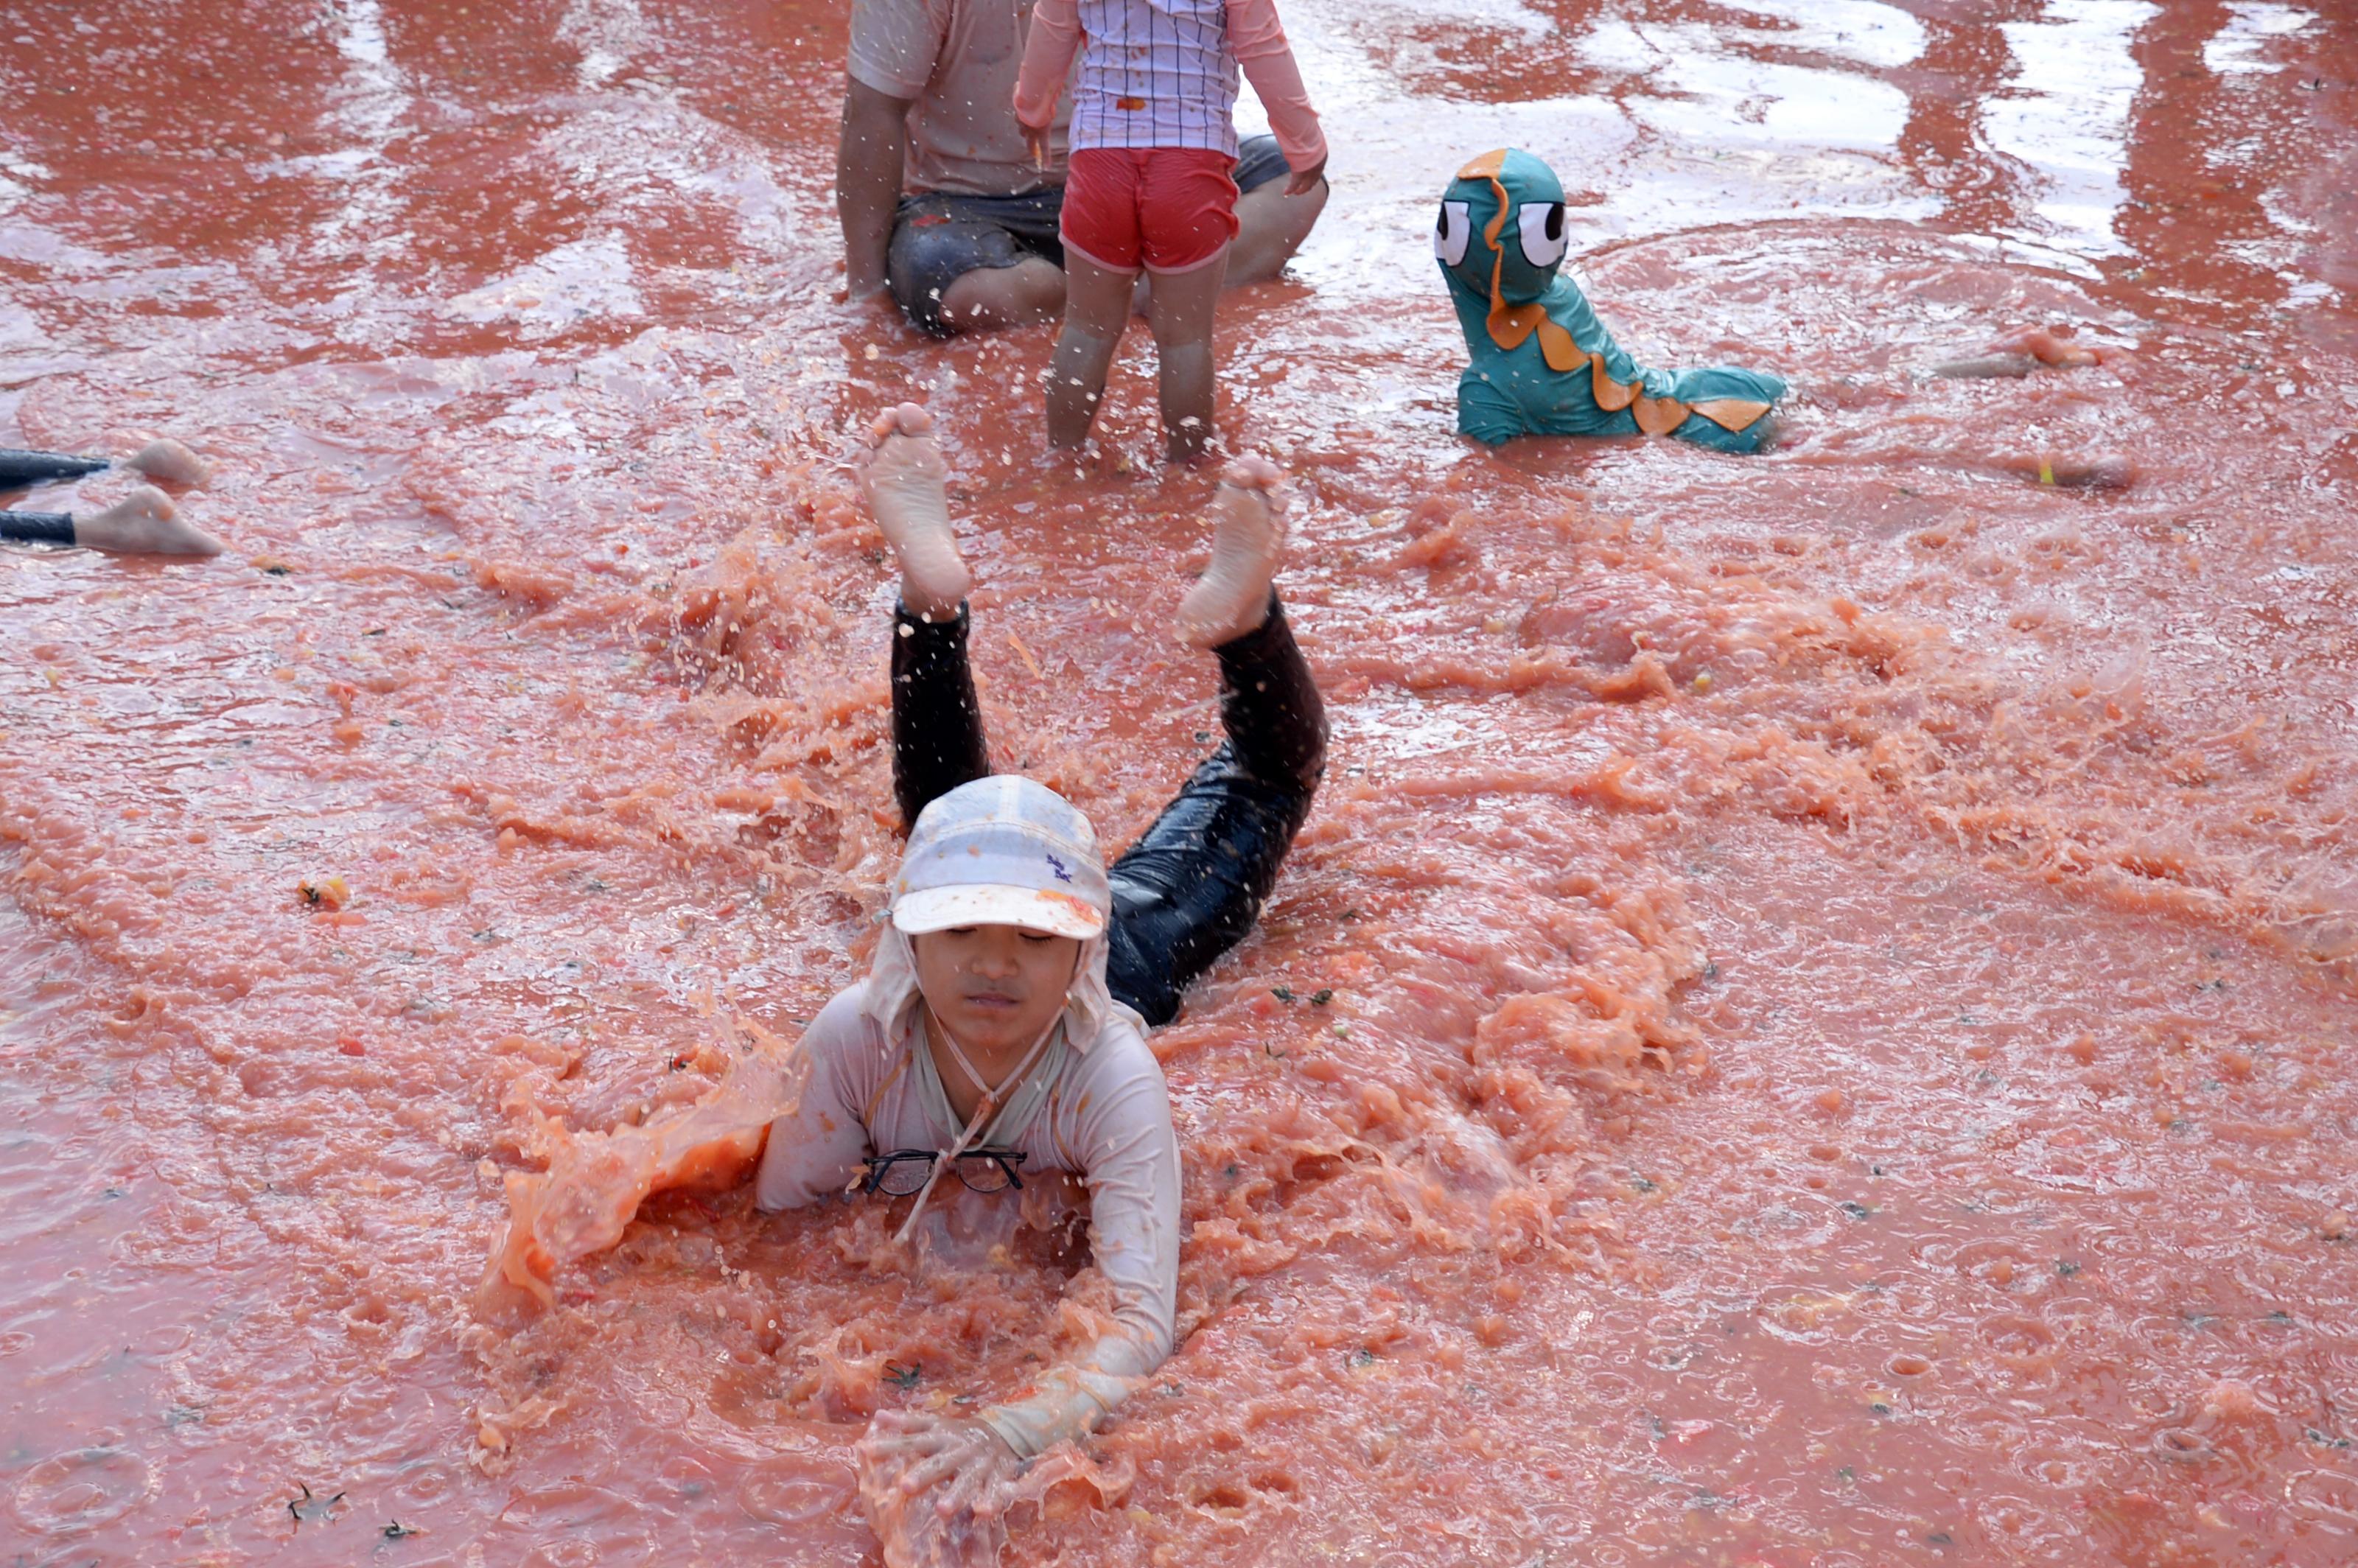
1989,326,2104,368
1928,354,2037,380
1175,455,1285,648
860,403,970,620
2012,451,2135,489
123,438,212,487
74,486,225,556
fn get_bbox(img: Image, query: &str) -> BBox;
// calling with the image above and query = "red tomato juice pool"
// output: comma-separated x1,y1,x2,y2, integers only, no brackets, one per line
3,1,2356,1564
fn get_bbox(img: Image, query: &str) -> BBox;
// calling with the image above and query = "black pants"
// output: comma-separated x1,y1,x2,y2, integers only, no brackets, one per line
0,449,107,545
0,449,109,490
892,598,1326,1027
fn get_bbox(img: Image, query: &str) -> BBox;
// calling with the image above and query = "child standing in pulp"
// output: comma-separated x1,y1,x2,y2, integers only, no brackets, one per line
1014,0,1326,461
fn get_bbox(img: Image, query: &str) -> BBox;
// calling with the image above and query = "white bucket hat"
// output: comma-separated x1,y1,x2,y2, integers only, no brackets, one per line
890,775,1110,941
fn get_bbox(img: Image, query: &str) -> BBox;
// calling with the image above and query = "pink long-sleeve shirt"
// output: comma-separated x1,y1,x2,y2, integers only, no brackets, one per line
1013,0,1326,174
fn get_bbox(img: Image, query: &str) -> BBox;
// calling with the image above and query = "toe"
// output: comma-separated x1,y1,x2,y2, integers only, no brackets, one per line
1223,453,1284,489
873,402,932,442
141,438,211,484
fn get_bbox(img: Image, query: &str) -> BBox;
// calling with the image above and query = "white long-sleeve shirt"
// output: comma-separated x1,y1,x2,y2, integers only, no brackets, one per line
753,977,1180,1457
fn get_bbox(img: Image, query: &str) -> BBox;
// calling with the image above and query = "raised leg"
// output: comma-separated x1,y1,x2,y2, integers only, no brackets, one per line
0,509,77,545
1102,459,1323,1023
891,603,993,831
3,488,224,556
125,438,211,486
863,403,991,828
1,440,210,492
71,487,225,556
861,404,969,618
1102,600,1326,1026
1175,455,1285,647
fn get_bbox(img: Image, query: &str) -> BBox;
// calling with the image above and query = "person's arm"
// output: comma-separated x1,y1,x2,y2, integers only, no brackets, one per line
842,0,946,297
754,990,884,1211
1012,0,1082,142
976,1040,1180,1455
1228,0,1326,187
848,1034,1177,1544
1011,0,1080,167
839,78,914,300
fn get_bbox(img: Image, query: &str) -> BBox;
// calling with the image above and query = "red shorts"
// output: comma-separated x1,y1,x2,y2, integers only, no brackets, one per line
1059,147,1240,275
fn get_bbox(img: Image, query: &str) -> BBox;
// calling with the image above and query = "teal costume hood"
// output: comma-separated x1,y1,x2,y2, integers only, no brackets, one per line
1438,148,1785,452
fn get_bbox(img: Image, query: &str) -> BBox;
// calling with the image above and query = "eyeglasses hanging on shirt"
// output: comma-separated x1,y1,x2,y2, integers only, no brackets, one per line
861,1147,1029,1197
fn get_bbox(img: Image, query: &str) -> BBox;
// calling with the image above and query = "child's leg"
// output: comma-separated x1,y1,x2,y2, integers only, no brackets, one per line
860,404,991,827
1176,454,1287,648
1102,599,1326,1026
1136,151,1242,462
891,599,993,832
1046,252,1138,449
1145,253,1229,463
861,403,970,618
10,487,225,556
0,509,77,545
125,438,212,486
1099,457,1321,1025
0,441,209,491
0,449,111,489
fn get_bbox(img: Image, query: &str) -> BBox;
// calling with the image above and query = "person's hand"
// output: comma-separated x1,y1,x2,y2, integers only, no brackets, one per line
842,256,897,308
1022,122,1052,171
1284,158,1327,197
856,1411,1024,1567
862,1410,1019,1513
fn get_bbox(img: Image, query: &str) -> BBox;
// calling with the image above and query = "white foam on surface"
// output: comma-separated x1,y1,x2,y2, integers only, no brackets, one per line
1986,0,2161,259
448,236,648,337
2204,1,2317,77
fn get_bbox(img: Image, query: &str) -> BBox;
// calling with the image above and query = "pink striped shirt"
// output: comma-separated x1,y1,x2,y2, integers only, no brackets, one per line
1014,0,1326,173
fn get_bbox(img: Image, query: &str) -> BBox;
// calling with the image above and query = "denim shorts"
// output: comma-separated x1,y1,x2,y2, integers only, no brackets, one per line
886,133,1290,336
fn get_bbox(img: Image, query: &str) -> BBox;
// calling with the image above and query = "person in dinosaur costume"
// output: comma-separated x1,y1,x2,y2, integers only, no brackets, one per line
1437,147,1785,452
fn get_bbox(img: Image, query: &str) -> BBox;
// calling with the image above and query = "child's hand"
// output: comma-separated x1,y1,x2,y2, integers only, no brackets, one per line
1283,158,1326,197
1023,122,1052,170
857,1412,1023,1567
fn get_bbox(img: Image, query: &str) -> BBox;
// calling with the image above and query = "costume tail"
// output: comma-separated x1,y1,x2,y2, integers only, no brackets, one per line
1663,367,1788,454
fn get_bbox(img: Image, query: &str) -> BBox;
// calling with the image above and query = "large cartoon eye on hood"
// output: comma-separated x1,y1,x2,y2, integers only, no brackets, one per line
1437,148,1572,306
1518,201,1567,269
1435,200,1472,267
